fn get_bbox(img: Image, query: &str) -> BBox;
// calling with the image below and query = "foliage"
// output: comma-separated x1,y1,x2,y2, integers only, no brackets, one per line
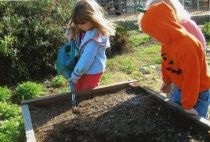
15,81,44,103
51,75,67,87
0,102,21,120
107,24,132,57
0,87,11,102
202,22,210,40
0,117,23,142
0,0,75,86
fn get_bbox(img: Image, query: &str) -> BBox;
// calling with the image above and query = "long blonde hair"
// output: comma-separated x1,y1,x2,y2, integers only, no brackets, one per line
146,0,191,21
69,0,115,36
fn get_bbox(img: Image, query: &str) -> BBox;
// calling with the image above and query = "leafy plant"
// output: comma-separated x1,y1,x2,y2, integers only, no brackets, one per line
107,24,131,57
51,75,67,87
0,117,23,142
0,0,76,86
202,22,210,40
0,102,21,120
0,86,11,102
15,81,44,103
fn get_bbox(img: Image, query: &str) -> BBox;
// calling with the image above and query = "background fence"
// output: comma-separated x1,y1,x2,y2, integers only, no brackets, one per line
97,0,210,27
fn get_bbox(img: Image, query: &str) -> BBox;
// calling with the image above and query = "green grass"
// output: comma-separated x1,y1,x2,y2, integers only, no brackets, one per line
128,30,151,47
105,44,161,73
100,30,162,91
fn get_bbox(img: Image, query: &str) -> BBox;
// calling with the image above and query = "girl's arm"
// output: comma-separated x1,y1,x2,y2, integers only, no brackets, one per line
178,42,202,110
71,41,100,82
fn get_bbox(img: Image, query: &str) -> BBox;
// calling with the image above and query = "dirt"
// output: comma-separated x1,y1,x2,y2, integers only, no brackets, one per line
30,87,209,142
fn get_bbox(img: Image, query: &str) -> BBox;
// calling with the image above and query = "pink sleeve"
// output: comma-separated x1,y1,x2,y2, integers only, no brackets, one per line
180,19,206,50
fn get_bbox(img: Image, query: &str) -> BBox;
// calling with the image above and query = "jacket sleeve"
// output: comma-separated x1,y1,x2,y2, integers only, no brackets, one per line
179,44,202,109
71,40,99,82
161,46,172,84
161,62,172,84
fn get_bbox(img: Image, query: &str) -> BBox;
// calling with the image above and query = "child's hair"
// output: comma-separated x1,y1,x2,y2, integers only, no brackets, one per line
146,0,191,21
69,0,115,36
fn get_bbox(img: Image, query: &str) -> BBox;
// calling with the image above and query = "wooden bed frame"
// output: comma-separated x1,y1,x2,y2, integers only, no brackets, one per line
21,80,210,142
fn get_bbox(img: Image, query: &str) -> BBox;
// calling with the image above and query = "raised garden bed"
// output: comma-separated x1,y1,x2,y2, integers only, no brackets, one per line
21,81,210,142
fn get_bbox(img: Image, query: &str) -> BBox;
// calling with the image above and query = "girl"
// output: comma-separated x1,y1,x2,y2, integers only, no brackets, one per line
139,2,210,117
146,0,206,50
146,0,208,117
67,0,115,91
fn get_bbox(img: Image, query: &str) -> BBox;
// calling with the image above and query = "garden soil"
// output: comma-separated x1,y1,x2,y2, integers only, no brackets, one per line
30,87,209,142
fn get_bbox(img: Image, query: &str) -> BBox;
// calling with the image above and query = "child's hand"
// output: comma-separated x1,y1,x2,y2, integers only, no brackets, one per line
68,78,77,84
66,21,76,41
184,108,198,116
65,29,73,42
160,82,171,94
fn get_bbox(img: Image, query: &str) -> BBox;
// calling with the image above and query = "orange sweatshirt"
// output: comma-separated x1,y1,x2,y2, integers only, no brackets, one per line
140,3,210,109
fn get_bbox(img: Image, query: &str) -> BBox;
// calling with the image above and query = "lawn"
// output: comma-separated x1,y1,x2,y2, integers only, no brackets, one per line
101,30,162,91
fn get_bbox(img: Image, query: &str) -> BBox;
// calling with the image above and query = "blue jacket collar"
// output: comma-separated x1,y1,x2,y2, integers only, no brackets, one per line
80,28,110,48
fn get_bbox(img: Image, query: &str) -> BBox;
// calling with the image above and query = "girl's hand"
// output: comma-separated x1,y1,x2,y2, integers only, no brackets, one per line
160,82,171,94
68,77,77,84
66,29,73,42
184,108,198,116
66,21,76,41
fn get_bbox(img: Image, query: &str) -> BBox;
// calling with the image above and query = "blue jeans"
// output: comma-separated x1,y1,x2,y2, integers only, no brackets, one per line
171,85,210,118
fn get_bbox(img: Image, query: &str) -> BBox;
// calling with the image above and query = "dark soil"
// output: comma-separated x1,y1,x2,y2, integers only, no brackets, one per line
30,87,209,142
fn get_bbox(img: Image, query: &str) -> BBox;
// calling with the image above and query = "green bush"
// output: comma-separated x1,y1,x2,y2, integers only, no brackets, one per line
0,102,21,120
0,117,24,142
0,86,11,102
51,75,67,87
15,81,44,103
107,24,131,57
0,1,75,86
202,22,210,40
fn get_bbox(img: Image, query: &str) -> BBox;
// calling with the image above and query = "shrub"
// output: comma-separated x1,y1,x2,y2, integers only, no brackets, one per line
0,102,21,120
0,117,23,142
0,86,11,102
15,81,44,103
202,22,210,40
0,1,76,86
51,75,67,87
107,24,131,57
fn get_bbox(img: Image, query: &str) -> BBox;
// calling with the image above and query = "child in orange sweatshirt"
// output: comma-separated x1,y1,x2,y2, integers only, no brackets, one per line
139,2,210,117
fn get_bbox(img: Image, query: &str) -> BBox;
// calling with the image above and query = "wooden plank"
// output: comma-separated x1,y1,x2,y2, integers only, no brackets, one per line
21,80,138,106
21,104,36,142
